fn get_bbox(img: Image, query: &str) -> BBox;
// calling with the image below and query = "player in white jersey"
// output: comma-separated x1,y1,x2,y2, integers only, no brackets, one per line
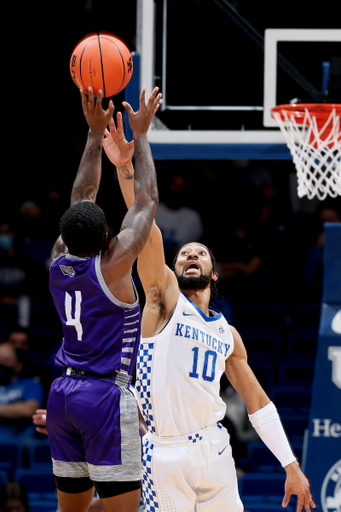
33,112,316,512
100,112,316,512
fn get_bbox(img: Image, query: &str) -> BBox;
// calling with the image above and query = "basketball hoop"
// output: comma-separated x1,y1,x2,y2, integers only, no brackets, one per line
271,103,341,200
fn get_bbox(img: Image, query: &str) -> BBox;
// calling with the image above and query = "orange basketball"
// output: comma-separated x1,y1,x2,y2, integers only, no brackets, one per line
70,32,133,97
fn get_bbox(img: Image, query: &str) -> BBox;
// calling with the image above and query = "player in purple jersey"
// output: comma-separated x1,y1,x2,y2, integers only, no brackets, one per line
46,85,161,512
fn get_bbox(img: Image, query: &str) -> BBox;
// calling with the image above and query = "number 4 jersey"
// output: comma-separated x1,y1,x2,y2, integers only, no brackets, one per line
136,291,234,436
49,252,141,376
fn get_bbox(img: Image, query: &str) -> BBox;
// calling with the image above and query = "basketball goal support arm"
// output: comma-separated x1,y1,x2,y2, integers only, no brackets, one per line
213,0,328,102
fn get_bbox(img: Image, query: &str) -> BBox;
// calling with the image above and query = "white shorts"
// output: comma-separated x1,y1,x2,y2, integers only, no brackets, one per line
142,423,243,512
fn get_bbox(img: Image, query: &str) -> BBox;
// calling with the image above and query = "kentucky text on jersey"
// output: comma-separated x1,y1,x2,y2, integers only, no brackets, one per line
175,322,230,356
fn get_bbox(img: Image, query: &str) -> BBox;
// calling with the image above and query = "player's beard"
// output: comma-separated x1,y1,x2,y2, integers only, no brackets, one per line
175,270,212,291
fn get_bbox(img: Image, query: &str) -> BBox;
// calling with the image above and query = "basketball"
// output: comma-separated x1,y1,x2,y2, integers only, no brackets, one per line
70,32,133,97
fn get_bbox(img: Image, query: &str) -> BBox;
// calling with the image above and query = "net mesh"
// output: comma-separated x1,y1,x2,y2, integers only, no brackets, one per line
272,107,341,200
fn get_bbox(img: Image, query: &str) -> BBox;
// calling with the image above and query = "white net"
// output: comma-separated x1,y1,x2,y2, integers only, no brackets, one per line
272,107,341,200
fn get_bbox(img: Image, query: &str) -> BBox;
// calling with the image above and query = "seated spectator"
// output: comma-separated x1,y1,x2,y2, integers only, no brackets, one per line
14,201,55,277
0,341,44,442
0,219,46,328
5,326,53,402
5,326,30,351
0,482,29,512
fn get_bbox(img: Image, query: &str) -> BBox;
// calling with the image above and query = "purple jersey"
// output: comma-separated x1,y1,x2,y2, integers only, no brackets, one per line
49,252,141,376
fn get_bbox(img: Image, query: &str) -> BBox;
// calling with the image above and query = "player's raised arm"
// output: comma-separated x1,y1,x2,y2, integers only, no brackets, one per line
51,87,114,262
102,88,161,277
70,88,114,205
103,94,179,335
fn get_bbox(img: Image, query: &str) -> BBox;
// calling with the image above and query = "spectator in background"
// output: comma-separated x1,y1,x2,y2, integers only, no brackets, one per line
0,482,29,512
15,201,55,275
155,173,204,266
5,326,53,402
0,341,43,442
5,327,30,352
212,207,264,302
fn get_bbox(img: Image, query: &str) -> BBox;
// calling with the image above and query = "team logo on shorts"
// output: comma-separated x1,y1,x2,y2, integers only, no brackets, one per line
219,326,225,334
321,458,341,512
59,265,76,278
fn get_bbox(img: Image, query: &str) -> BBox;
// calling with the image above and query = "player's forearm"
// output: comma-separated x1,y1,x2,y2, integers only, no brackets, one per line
117,161,159,249
248,402,296,467
70,130,103,205
117,161,135,210
133,135,158,210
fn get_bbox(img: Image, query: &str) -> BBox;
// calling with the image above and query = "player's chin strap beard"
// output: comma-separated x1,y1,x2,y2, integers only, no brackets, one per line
176,271,212,291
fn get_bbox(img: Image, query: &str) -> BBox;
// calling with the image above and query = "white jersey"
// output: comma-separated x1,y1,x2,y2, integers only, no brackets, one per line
135,291,234,437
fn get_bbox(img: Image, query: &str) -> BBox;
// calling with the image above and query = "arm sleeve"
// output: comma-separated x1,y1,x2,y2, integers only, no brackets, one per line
248,401,297,468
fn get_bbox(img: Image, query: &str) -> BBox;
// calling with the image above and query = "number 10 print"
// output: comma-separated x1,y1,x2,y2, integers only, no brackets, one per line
189,347,217,382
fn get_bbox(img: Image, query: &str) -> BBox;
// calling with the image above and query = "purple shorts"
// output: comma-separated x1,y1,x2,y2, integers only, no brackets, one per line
46,372,142,482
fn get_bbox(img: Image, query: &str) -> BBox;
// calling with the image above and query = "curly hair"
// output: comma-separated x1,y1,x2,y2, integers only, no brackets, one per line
59,201,107,255
172,243,221,305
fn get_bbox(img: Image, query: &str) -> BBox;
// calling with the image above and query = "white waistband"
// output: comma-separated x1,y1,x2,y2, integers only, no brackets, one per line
148,423,220,446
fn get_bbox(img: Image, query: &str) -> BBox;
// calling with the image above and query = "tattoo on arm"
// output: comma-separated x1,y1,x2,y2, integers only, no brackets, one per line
133,136,158,199
71,133,103,205
117,164,134,180
117,135,158,264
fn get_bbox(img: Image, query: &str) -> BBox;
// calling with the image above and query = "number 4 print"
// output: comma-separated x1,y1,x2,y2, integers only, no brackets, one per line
65,291,83,341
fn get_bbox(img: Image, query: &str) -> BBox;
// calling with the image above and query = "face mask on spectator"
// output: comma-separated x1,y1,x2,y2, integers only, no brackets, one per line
0,364,15,385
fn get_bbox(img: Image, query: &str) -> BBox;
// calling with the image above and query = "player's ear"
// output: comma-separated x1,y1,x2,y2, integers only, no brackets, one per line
211,271,218,282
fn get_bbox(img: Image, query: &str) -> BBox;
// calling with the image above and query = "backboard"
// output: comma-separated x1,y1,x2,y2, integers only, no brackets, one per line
132,0,341,158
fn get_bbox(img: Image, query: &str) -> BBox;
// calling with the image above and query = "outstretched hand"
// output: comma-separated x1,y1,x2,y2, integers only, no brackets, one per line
81,87,115,137
103,112,134,168
123,87,162,139
32,408,48,435
283,461,316,512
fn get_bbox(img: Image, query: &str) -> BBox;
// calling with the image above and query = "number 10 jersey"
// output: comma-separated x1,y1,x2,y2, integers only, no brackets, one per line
135,291,234,437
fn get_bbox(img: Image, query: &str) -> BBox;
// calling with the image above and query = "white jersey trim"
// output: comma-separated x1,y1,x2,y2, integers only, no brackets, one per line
179,291,223,322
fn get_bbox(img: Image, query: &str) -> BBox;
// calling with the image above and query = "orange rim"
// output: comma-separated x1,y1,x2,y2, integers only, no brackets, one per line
271,103,341,123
